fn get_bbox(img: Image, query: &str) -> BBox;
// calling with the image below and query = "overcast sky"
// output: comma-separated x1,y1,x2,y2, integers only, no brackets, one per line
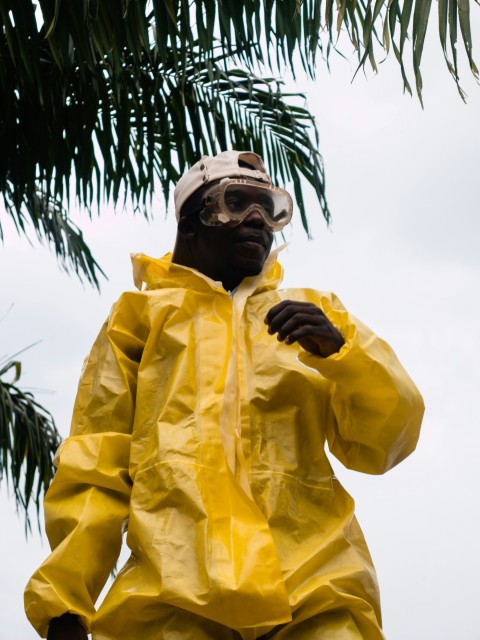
1,23,480,640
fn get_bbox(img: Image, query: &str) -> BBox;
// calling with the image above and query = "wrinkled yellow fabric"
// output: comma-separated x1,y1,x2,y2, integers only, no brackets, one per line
25,251,424,640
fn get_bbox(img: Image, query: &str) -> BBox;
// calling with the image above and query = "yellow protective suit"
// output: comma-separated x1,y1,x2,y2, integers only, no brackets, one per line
25,251,424,640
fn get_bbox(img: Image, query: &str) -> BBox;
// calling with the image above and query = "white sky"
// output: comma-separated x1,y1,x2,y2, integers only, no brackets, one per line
1,23,480,640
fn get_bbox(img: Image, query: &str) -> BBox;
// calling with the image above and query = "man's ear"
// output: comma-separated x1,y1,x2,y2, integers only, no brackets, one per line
177,214,198,239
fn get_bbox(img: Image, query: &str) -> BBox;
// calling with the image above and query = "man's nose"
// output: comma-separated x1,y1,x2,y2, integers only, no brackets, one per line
242,207,267,227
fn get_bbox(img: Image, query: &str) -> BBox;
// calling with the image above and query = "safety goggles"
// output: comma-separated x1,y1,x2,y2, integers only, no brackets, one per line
199,179,293,231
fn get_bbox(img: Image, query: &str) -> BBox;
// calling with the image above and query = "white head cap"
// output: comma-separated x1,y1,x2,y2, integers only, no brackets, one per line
174,150,272,220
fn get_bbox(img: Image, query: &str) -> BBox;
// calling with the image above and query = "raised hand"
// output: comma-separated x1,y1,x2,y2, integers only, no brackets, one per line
265,300,345,358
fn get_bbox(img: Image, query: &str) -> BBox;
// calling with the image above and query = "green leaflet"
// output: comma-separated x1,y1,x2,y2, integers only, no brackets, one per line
0,358,62,532
458,0,479,76
412,0,433,103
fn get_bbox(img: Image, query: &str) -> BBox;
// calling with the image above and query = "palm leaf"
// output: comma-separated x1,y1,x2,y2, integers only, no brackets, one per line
0,0,478,286
1,7,333,253
1,187,106,289
177,58,329,233
0,359,62,532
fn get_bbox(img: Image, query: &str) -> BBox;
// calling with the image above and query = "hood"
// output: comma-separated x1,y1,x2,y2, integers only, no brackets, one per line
131,247,285,296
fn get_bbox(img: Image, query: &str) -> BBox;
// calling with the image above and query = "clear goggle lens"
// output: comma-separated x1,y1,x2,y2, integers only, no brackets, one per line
199,180,293,231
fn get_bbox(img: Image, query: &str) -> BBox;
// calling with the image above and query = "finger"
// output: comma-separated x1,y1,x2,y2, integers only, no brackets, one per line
265,302,324,334
267,305,300,334
265,300,323,324
264,300,294,325
285,326,344,355
283,325,331,344
274,313,329,341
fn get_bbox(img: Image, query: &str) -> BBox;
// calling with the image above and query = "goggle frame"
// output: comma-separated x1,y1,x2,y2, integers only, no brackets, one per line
199,179,293,231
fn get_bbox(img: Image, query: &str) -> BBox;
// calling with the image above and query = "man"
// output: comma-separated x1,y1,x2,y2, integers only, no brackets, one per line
25,150,424,639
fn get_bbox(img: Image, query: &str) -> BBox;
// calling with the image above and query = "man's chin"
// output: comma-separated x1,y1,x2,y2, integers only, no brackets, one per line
231,252,269,277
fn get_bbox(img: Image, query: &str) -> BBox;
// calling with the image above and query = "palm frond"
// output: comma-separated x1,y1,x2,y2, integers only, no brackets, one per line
0,0,478,281
1,186,106,288
166,57,329,233
1,7,334,245
0,359,62,532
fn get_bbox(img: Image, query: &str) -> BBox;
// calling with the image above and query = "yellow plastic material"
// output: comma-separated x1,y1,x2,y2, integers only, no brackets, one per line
25,252,424,640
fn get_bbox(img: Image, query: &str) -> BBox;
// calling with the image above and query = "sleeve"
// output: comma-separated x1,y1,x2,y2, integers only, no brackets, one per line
298,292,425,475
24,292,148,637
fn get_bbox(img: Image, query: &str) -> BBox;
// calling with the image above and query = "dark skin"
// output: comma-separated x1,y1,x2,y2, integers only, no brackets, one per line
46,186,344,639
172,193,275,292
264,299,344,357
47,614,87,640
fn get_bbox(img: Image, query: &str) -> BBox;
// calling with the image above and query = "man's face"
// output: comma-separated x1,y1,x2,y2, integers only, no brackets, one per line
179,180,275,289
191,208,274,286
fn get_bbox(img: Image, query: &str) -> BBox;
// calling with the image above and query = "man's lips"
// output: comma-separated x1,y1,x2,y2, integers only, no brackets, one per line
233,231,270,248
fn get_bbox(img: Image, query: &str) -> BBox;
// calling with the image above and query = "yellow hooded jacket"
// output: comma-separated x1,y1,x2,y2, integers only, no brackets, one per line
25,252,424,639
